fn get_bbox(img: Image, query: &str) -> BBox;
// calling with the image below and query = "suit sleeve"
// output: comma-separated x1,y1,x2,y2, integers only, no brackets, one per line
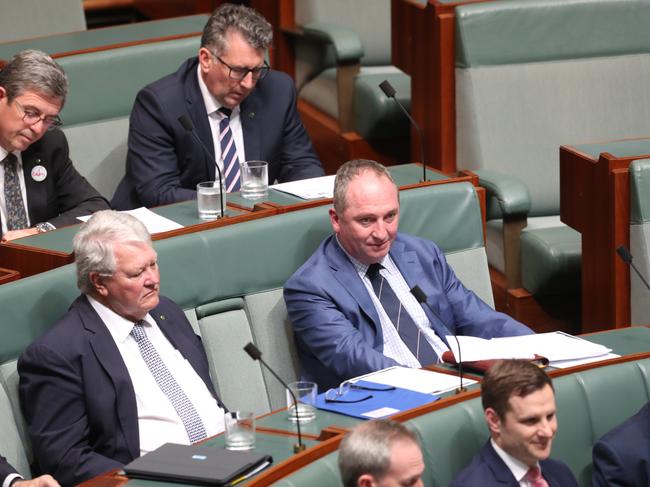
125,87,197,207
0,455,18,484
284,272,398,382
592,439,631,487
275,78,324,182
18,343,123,486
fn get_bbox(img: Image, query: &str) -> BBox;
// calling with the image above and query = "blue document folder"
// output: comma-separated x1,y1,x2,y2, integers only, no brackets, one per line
315,380,440,419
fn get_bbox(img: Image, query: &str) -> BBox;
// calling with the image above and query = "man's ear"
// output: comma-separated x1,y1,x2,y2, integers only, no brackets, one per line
89,272,109,297
198,47,213,74
357,473,376,487
485,407,502,436
329,207,340,233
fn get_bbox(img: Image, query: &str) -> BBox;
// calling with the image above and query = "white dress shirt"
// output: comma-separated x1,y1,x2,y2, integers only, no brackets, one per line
0,147,31,234
197,64,246,179
89,297,225,455
491,438,543,487
2,473,22,487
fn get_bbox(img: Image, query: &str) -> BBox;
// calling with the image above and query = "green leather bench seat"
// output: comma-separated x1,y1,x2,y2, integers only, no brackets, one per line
454,0,650,295
629,159,650,323
273,357,650,487
0,0,85,44
0,181,490,478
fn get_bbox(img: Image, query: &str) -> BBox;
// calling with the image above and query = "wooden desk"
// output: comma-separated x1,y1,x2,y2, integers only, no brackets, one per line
560,137,650,330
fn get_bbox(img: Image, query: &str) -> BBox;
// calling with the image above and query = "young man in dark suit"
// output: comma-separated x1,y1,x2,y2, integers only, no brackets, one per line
452,360,577,487
112,3,324,210
0,50,109,241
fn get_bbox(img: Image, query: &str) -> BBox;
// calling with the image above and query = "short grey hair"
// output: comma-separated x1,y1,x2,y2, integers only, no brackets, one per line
73,210,151,295
338,419,419,487
0,50,68,103
333,159,397,213
201,3,272,56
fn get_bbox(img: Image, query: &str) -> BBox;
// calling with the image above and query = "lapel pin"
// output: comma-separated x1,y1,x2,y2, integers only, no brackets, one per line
31,163,47,182
248,111,255,119
159,314,166,320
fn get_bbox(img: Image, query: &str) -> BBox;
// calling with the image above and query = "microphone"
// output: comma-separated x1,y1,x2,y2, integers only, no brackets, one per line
378,79,427,183
178,115,225,219
616,245,650,293
243,343,306,453
411,285,467,394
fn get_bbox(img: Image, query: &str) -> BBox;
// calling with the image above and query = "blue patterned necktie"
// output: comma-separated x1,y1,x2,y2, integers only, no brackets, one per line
3,153,28,231
367,263,437,365
218,107,241,192
130,321,207,444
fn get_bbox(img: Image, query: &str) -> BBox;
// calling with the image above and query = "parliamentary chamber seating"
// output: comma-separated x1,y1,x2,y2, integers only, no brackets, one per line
0,0,86,43
0,180,490,478
453,0,650,320
629,159,650,323
0,14,208,201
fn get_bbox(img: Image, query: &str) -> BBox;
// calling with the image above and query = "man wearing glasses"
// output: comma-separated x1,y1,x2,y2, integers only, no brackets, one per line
112,3,324,210
0,50,109,241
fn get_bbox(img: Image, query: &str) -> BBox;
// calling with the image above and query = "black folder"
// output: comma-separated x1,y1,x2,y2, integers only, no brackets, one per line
124,443,273,486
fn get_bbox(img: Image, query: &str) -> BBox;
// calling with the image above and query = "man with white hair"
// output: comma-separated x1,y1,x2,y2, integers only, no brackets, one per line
19,210,226,486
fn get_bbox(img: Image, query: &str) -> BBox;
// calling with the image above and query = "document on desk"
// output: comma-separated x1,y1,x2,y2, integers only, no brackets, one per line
447,332,612,363
350,366,478,395
271,175,335,199
78,207,183,234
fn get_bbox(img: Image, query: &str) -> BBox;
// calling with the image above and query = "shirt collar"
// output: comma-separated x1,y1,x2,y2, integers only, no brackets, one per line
87,295,155,344
491,438,540,483
196,63,240,118
334,234,389,275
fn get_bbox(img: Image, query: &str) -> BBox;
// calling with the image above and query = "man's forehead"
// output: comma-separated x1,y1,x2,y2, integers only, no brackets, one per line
16,89,63,113
507,385,555,415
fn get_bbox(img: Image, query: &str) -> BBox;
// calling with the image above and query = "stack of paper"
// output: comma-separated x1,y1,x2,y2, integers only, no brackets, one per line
350,366,477,395
271,175,335,199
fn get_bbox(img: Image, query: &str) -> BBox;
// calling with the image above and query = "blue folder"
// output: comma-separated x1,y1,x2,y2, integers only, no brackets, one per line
315,380,440,419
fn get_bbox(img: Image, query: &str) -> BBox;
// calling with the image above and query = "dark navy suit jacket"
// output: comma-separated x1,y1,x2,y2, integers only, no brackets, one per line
0,455,18,484
592,402,650,487
111,57,323,210
4,129,109,233
451,441,578,486
18,295,223,487
284,233,533,391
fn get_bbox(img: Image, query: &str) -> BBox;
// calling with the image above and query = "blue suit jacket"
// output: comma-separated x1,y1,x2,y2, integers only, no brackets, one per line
18,295,224,487
0,455,17,484
451,441,578,486
111,57,323,210
283,234,533,390
592,402,650,487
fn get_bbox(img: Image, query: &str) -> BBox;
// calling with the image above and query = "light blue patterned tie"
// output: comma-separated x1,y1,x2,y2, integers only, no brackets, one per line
131,321,207,443
3,153,28,231
218,107,241,192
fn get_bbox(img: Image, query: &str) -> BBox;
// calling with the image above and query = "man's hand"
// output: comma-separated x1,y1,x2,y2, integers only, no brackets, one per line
13,475,60,487
1,227,39,242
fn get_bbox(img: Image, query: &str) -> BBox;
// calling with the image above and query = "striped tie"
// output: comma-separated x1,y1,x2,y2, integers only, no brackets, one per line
3,153,28,231
131,321,207,444
218,107,241,192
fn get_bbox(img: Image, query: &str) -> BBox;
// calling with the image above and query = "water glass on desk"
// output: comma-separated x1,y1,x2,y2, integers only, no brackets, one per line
241,161,268,200
197,181,225,220
286,381,317,423
224,411,256,450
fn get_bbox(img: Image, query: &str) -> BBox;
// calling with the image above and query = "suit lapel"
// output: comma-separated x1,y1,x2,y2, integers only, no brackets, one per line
184,63,216,180
483,442,521,486
20,145,47,224
240,95,261,162
78,296,140,459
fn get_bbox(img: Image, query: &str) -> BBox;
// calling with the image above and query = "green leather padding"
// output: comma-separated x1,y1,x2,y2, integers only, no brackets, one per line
58,36,200,126
521,226,581,296
302,22,364,62
630,159,650,224
456,0,650,68
271,450,342,487
573,139,650,161
474,169,531,220
0,15,207,61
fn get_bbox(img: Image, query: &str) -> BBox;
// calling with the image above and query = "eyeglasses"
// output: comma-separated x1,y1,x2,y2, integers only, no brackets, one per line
324,381,396,404
14,100,63,130
212,53,270,81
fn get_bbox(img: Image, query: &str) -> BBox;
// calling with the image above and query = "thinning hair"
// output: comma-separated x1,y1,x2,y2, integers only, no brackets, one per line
333,159,397,213
73,210,151,295
0,50,67,103
338,419,419,487
201,3,272,56
481,359,554,420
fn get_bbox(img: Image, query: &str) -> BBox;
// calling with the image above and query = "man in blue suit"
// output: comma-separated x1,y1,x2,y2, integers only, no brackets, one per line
592,401,650,486
452,360,577,486
112,3,323,210
18,211,227,486
284,159,532,391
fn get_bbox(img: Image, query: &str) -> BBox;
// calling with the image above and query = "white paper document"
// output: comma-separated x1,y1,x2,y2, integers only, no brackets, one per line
271,175,335,199
446,332,612,363
549,353,620,369
78,207,183,234
350,366,477,395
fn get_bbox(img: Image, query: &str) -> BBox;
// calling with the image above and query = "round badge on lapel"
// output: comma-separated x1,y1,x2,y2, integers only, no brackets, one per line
31,165,47,182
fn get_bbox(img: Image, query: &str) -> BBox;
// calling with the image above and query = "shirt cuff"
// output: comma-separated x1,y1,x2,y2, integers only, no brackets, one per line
4,473,23,487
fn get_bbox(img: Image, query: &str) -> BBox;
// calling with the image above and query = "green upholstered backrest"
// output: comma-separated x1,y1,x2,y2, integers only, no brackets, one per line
0,0,85,44
629,159,650,323
455,0,650,217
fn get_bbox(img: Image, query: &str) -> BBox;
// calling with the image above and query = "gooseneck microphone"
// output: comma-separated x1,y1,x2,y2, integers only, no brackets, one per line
243,343,306,453
616,245,650,293
378,79,427,183
178,115,225,219
410,285,467,394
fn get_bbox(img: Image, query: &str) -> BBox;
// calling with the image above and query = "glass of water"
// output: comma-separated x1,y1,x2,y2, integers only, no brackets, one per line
197,181,225,220
240,160,268,200
224,411,255,450
286,381,317,423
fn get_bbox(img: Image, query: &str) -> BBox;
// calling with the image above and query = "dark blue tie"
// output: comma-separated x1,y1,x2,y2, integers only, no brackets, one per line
367,263,437,365
218,107,241,192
